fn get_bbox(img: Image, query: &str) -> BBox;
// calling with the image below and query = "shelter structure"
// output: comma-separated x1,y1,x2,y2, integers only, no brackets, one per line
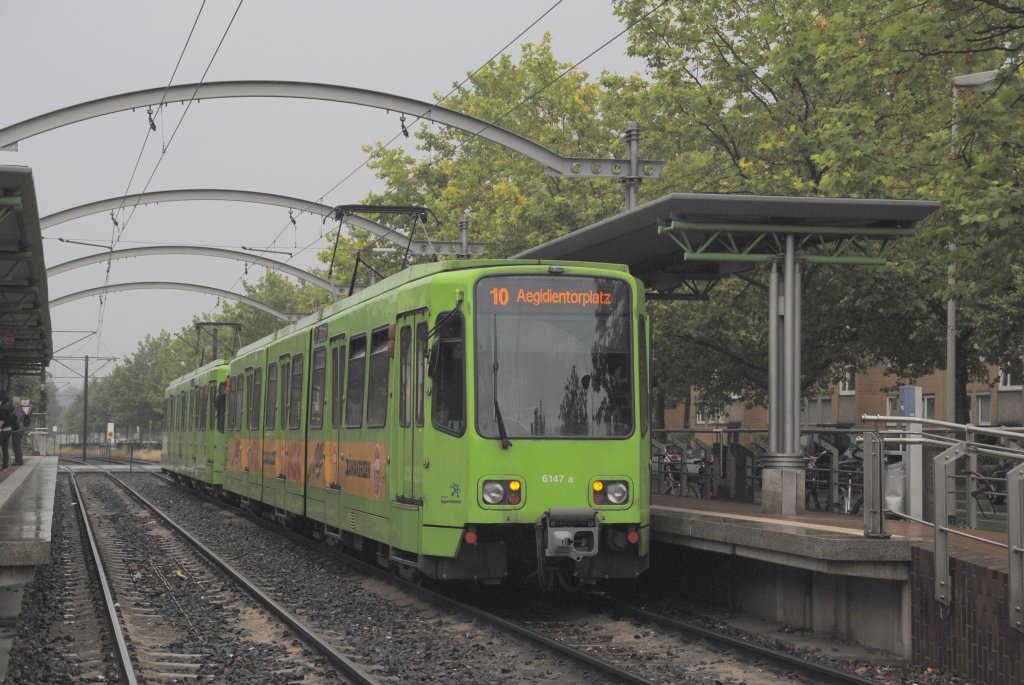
516,193,940,514
0,166,52,385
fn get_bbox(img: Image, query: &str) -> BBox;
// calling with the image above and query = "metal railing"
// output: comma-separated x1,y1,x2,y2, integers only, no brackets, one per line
862,415,1024,634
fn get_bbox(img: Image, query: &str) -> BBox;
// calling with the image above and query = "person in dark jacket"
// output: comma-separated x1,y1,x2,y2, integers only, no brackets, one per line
0,391,14,470
12,398,26,466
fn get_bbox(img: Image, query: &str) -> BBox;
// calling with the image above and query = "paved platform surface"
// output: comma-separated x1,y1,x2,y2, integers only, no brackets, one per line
0,456,57,573
0,455,57,681
651,493,1010,574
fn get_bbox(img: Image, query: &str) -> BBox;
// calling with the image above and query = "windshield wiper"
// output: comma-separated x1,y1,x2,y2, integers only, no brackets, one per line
493,378,511,449
492,316,511,449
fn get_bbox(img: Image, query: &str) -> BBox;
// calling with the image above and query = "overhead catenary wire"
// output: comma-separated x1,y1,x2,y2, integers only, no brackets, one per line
220,0,573,306
94,0,245,358
122,2,659,347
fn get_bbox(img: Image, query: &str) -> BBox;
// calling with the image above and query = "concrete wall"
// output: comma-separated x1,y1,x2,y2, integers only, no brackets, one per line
912,546,1023,685
653,544,911,657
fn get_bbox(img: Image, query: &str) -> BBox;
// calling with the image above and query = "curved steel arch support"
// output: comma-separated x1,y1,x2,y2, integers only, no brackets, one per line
1,81,662,179
40,188,487,255
49,282,304,322
46,245,338,295
41,189,335,229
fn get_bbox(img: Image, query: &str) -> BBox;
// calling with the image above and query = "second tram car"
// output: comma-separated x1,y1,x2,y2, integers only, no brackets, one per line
164,259,650,586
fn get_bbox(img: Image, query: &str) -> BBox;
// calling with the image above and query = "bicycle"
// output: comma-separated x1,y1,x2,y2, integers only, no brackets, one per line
804,449,829,511
832,448,864,515
966,469,1006,519
662,450,709,498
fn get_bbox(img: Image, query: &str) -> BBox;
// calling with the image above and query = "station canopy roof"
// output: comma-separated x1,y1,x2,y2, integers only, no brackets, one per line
0,166,52,376
515,193,940,294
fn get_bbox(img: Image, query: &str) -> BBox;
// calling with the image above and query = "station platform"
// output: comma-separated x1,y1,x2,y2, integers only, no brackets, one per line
0,455,58,679
651,494,1009,573
650,494,1014,666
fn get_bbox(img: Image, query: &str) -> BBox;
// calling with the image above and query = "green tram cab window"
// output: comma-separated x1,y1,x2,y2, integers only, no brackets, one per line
431,311,466,436
475,275,633,440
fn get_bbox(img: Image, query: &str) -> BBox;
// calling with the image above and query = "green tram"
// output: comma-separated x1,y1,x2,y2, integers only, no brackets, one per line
163,259,651,586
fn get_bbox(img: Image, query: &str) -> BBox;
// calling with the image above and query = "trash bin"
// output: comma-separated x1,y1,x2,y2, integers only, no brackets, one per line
885,460,906,515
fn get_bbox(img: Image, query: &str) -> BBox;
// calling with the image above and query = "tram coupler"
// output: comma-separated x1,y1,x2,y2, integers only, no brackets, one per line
537,508,599,562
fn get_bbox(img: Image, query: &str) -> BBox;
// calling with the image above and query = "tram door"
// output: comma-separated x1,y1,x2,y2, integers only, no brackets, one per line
389,310,428,557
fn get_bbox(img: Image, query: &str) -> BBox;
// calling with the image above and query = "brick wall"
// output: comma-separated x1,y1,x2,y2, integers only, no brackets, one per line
912,546,1023,684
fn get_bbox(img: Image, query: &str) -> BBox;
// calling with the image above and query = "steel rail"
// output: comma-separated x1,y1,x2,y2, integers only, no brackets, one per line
617,604,881,685
416,591,659,685
105,473,378,685
66,471,139,685
155,470,658,685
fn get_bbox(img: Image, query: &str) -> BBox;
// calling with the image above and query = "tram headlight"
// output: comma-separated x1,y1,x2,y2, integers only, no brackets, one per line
593,479,629,505
482,481,505,504
606,481,629,505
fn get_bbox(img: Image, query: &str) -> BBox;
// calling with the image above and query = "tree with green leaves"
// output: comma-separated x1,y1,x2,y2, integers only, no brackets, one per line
613,0,1022,421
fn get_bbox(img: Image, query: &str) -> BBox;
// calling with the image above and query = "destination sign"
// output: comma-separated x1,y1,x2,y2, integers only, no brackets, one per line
476,275,628,313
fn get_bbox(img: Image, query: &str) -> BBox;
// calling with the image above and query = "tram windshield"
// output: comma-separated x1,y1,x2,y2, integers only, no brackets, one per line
475,274,633,439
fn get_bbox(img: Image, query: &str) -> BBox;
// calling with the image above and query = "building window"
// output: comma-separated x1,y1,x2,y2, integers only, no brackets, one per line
695,407,726,425
999,370,1021,391
923,394,936,420
974,393,992,426
802,397,832,425
887,396,900,416
839,370,856,396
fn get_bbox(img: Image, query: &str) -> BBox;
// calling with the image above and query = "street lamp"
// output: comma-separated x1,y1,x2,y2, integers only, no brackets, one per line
948,69,1000,422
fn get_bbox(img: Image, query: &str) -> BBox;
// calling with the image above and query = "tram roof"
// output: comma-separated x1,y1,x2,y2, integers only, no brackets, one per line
0,166,52,377
514,193,941,291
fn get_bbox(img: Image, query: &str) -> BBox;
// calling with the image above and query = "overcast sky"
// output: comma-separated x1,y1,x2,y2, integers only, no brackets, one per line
4,1,645,397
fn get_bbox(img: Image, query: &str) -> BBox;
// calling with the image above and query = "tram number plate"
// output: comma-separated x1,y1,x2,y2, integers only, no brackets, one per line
541,474,574,484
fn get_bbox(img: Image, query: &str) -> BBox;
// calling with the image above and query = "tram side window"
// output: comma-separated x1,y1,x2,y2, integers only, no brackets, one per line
265,363,278,432
244,370,254,432
639,316,649,436
289,354,304,429
431,311,465,435
331,339,345,428
215,381,226,433
366,327,390,427
280,357,291,431
194,387,202,431
250,368,262,430
400,325,412,427
167,397,173,434
179,392,186,431
232,374,245,430
310,347,327,429
199,385,208,432
416,322,427,427
345,335,367,428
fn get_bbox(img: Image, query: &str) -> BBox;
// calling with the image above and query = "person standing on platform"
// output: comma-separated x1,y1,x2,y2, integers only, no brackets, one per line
12,398,27,466
0,391,14,470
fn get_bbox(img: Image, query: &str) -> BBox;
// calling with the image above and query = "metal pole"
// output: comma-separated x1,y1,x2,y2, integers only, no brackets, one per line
624,122,640,210
211,327,219,361
793,256,802,453
459,216,469,258
1008,463,1024,633
768,260,780,454
947,258,956,422
82,355,89,462
863,431,888,538
783,235,796,455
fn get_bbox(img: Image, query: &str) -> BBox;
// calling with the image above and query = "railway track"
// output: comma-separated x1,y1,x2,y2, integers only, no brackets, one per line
120,472,896,684
68,472,365,684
